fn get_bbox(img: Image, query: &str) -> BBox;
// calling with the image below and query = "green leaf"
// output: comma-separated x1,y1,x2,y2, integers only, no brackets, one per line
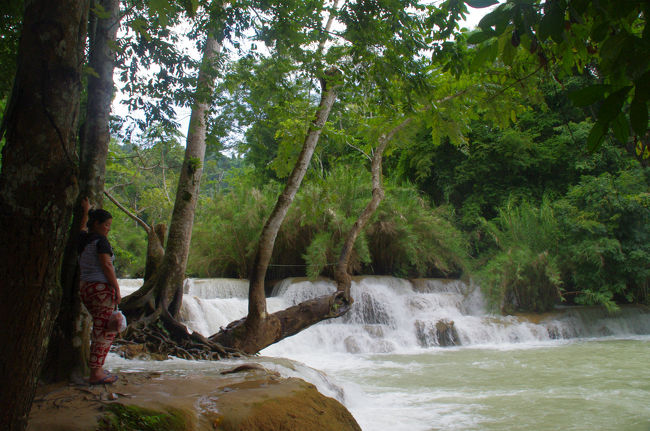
478,8,511,36
83,65,100,79
611,113,630,144
567,84,609,107
148,0,171,23
179,0,199,17
466,0,499,8
538,1,565,42
598,86,632,125
90,3,111,19
630,98,648,136
587,121,607,152
634,71,650,103
470,39,498,71
590,22,609,43
501,34,517,66
599,33,627,64
466,30,495,44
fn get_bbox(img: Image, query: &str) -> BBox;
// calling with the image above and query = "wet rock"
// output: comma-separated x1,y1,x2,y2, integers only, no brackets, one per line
344,336,361,353
436,320,460,346
220,363,270,375
28,369,361,431
414,320,432,347
363,324,384,338
113,344,168,361
414,319,460,347
353,291,392,325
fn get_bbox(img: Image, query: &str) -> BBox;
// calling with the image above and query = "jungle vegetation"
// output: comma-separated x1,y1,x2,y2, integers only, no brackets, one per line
0,1,648,429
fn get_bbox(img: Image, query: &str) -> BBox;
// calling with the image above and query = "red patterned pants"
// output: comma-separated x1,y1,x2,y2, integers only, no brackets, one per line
80,281,118,369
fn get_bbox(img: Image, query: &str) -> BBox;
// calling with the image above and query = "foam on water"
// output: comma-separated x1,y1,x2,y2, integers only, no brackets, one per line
115,277,650,431
119,276,650,351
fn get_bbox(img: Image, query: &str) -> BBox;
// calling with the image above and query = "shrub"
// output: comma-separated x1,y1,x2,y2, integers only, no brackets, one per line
553,168,650,309
474,198,563,313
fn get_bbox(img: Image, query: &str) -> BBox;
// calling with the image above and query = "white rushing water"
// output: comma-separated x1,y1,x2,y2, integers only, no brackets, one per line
116,277,650,430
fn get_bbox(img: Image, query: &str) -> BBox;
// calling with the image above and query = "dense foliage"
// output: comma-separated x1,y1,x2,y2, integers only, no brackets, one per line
3,0,640,314
105,53,649,314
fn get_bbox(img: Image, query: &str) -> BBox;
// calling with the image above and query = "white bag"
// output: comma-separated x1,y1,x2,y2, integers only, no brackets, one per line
109,309,127,333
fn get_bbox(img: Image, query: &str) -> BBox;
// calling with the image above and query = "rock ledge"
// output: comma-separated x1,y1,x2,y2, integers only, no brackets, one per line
28,366,361,431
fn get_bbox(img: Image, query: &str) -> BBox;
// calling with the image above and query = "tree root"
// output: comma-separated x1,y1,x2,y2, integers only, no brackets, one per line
115,314,243,361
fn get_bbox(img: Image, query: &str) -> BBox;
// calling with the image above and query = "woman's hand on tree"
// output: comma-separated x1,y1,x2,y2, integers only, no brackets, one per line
81,197,90,213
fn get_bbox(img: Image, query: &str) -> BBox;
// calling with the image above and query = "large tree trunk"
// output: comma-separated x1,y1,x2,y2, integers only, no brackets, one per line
0,1,89,429
42,0,120,384
121,35,221,321
210,70,341,353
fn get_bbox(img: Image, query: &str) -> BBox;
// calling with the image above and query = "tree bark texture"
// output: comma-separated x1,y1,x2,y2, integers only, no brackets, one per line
121,36,221,319
43,0,120,384
0,1,89,429
144,223,167,281
210,292,351,354
247,70,341,324
334,117,412,299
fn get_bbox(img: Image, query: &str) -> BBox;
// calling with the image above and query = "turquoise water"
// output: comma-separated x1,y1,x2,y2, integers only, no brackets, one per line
109,337,650,430
116,278,650,430
291,338,650,431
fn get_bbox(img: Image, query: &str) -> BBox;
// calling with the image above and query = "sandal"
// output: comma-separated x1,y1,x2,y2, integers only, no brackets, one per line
90,373,118,385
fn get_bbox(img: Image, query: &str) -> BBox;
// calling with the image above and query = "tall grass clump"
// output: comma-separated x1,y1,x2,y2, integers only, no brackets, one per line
474,198,563,313
188,182,277,278
366,185,469,277
189,164,469,280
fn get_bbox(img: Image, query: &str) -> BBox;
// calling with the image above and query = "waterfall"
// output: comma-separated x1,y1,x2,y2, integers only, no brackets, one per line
119,277,650,352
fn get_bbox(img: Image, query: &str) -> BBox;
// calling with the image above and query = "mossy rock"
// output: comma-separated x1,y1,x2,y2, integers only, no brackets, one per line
212,377,361,431
97,404,191,431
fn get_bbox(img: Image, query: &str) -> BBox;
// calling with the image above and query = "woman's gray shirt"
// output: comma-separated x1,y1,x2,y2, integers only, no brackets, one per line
79,232,114,283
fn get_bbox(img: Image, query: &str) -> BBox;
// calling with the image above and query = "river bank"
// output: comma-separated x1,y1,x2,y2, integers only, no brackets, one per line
28,363,360,431
44,277,647,430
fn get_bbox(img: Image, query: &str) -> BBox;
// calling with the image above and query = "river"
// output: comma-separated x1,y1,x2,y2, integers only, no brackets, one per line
113,277,650,431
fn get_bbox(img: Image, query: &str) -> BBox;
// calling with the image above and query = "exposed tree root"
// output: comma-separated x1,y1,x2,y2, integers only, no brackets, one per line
115,311,243,361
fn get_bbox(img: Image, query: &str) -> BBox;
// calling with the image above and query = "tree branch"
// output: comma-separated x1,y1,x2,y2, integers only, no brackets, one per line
103,189,151,232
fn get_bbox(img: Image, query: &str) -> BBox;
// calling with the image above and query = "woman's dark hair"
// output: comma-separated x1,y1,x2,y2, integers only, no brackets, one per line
87,208,112,229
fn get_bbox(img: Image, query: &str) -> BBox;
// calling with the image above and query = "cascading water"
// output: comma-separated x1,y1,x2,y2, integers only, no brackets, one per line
269,277,650,354
116,277,650,431
146,276,649,353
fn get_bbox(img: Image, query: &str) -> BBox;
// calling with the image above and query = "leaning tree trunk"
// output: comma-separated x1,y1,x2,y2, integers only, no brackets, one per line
42,0,120,384
120,35,221,323
212,113,411,354
210,70,341,353
0,1,89,430
333,117,413,298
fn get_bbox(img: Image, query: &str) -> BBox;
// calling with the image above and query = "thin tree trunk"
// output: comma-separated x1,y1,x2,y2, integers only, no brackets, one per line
210,70,341,353
247,69,340,324
0,1,89,429
42,0,120,384
121,35,221,319
334,117,412,298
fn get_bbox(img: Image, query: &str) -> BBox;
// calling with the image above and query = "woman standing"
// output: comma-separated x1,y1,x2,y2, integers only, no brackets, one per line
79,197,121,385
